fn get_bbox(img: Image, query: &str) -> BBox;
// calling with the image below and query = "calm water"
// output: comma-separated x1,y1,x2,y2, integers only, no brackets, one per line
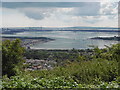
3,31,118,49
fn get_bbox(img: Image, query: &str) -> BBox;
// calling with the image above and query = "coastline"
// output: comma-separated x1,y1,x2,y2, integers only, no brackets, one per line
2,36,55,48
91,36,120,41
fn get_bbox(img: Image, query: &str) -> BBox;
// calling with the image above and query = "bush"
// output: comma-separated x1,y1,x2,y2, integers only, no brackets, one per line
2,42,120,88
2,75,119,88
2,39,25,77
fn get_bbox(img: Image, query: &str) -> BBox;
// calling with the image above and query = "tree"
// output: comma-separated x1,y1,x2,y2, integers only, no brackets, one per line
2,39,25,77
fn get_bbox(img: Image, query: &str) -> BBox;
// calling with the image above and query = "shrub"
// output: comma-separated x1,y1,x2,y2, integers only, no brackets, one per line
2,39,25,77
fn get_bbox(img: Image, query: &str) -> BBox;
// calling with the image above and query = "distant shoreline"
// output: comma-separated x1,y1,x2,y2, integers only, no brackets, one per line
2,36,119,50
2,36,55,48
2,29,120,34
2,36,54,40
91,36,120,41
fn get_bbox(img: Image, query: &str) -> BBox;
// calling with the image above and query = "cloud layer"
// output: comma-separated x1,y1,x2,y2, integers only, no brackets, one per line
2,2,118,27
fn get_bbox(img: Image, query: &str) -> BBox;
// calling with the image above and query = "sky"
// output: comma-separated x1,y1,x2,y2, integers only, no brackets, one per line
1,1,119,27
1,0,120,2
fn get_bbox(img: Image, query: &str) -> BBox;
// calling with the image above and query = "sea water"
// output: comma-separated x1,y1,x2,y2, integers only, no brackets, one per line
3,30,118,49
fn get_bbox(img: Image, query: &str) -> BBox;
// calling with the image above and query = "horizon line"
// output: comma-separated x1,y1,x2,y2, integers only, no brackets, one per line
1,26,119,28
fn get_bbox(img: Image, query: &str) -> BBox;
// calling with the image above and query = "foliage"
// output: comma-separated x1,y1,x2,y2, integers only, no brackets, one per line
93,44,120,62
2,75,119,88
27,59,118,84
2,39,120,88
24,49,89,66
0,79,2,89
2,39,25,77
2,75,77,88
24,44,119,84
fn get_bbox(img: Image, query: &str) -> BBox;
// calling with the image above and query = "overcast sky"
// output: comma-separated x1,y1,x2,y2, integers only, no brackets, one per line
1,1,119,27
1,0,120,2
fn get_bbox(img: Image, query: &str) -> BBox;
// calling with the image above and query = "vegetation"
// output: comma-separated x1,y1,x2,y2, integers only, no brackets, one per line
24,49,92,66
2,39,120,88
2,75,120,88
2,39,25,77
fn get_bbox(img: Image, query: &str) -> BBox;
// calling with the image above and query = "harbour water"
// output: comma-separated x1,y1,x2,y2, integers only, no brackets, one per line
3,30,118,49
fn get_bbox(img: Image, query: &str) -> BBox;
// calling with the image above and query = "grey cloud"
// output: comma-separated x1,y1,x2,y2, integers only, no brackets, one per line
19,8,55,20
66,2,100,16
24,12,44,20
0,2,2,7
2,0,101,2
101,2,118,15
118,2,120,14
3,2,100,20
3,2,117,21
2,2,87,8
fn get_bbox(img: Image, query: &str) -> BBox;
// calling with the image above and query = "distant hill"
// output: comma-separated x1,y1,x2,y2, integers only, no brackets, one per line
2,26,119,34
2,26,119,30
